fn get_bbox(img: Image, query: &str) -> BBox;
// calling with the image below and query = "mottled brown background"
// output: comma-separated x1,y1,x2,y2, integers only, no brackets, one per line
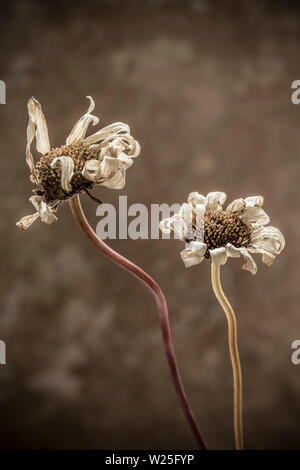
0,0,299,450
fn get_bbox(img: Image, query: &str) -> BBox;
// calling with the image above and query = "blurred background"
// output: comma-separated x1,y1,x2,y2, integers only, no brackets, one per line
0,0,299,450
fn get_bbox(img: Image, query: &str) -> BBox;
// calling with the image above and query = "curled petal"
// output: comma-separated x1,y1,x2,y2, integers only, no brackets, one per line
117,153,134,169
81,159,102,182
27,97,50,155
160,213,187,240
82,157,123,184
119,134,141,158
16,212,39,230
249,226,285,266
30,195,58,225
100,155,122,178
100,167,126,189
82,157,127,189
226,198,245,213
26,97,50,182
66,96,99,145
209,247,228,265
187,192,207,207
84,122,140,161
206,192,227,211
241,206,270,227
51,156,74,193
160,204,191,241
244,196,264,208
226,243,257,275
83,122,130,146
26,118,37,181
180,242,207,268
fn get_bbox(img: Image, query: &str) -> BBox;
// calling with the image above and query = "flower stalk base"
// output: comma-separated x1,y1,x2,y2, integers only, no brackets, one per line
69,195,207,450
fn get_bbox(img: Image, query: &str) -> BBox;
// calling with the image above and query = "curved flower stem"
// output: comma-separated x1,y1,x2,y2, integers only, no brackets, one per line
69,195,207,450
211,262,244,450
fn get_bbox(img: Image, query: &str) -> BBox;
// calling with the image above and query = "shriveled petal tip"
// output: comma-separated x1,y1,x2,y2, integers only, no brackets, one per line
100,167,126,189
209,247,228,265
51,156,74,193
206,191,227,211
82,157,123,185
16,213,39,230
83,122,130,147
226,198,245,213
86,95,95,114
244,196,264,207
187,192,207,206
29,196,58,226
159,213,188,240
27,97,51,155
81,159,102,182
226,244,257,275
249,225,285,266
180,246,206,268
159,217,173,235
66,96,99,146
241,206,270,227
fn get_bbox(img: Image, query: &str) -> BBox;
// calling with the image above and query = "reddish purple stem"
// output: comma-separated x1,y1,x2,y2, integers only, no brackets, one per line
69,195,207,450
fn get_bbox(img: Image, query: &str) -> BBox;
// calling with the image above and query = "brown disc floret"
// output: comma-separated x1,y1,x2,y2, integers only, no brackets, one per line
35,144,98,202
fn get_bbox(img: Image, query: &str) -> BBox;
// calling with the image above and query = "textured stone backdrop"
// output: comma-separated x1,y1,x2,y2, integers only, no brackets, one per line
0,0,299,449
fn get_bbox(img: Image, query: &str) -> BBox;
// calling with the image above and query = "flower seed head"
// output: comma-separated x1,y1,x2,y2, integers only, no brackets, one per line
203,210,251,256
35,144,96,202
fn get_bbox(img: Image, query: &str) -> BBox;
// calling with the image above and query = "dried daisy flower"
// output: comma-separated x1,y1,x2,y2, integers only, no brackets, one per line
16,98,207,450
160,191,285,450
16,96,140,230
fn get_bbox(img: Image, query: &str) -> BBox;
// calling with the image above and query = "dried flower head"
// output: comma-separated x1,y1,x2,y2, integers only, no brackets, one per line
17,96,140,229
160,191,285,275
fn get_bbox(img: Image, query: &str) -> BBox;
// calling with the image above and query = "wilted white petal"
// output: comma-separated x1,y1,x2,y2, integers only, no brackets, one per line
66,96,99,145
16,212,39,230
100,167,126,189
83,122,130,146
180,243,206,268
226,198,245,213
27,97,50,155
172,214,189,240
83,157,127,189
123,137,140,158
160,208,189,241
206,192,227,211
26,118,37,180
82,155,125,186
117,153,134,169
239,247,257,274
26,97,50,182
100,156,122,178
241,206,270,227
188,241,207,253
178,203,193,231
225,243,242,258
107,138,124,157
244,196,264,207
51,156,74,193
82,159,102,182
226,243,257,275
209,247,228,265
187,192,207,206
82,156,124,185
249,226,285,266
29,195,57,225
160,217,173,235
